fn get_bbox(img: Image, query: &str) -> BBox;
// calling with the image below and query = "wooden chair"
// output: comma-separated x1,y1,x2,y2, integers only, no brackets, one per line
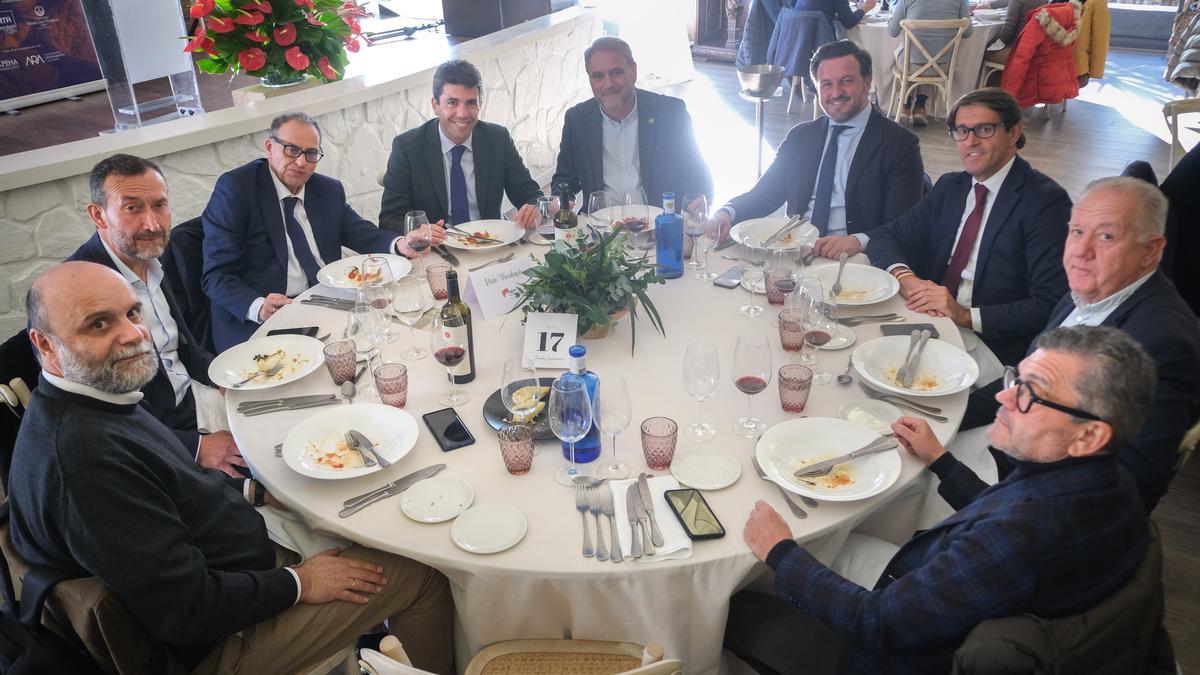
889,18,972,122
464,639,683,675
977,58,1006,89
1175,418,1200,475
1162,97,1200,169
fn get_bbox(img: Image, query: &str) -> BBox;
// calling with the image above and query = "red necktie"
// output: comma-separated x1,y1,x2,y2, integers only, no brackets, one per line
942,183,989,297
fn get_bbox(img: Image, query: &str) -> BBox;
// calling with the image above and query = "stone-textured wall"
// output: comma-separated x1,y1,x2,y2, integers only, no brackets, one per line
0,15,601,338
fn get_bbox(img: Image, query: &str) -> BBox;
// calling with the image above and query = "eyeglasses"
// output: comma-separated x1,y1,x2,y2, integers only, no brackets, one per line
1001,366,1103,422
270,136,324,163
948,123,1001,141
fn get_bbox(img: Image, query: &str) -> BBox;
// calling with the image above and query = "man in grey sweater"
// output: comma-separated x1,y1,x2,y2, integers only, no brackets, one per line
8,261,454,674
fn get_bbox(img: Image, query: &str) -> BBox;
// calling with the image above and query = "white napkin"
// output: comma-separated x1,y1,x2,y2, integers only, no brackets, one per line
609,476,692,562
259,505,352,560
359,649,436,675
959,326,1004,389
191,382,230,433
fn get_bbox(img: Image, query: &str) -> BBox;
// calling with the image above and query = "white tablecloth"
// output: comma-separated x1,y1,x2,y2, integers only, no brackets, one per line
848,9,1006,116
226,246,966,674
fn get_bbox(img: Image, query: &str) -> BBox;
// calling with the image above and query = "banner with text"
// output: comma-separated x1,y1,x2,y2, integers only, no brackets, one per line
0,0,102,111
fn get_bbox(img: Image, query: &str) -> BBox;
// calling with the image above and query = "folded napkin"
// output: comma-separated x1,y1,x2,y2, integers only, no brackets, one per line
609,476,692,562
359,649,436,675
259,504,351,560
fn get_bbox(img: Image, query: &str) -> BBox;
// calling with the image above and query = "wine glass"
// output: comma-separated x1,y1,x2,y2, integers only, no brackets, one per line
536,195,559,240
346,304,380,396
802,299,836,385
587,190,616,237
500,356,542,424
431,312,470,406
621,189,652,251
766,249,800,328
593,375,632,479
360,256,398,343
549,377,593,486
392,275,431,360
405,210,432,274
739,236,766,318
682,194,709,275
731,333,772,437
682,341,719,441
699,210,723,281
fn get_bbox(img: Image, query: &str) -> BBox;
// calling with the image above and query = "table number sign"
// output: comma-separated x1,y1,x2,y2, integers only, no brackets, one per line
523,312,578,369
462,256,536,321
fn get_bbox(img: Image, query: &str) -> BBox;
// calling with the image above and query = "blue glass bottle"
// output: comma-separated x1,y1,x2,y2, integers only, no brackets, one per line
655,192,684,279
560,344,601,463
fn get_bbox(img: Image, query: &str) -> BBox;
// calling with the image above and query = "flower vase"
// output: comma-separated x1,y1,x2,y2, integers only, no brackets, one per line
260,70,309,88
580,309,629,339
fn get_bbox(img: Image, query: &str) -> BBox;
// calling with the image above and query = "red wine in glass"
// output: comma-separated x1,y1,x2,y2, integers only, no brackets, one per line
369,298,390,310
805,330,833,347
774,278,798,294
409,239,431,254
433,346,466,367
734,375,768,395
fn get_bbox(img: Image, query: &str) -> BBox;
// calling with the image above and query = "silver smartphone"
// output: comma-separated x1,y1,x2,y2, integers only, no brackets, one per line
713,266,746,289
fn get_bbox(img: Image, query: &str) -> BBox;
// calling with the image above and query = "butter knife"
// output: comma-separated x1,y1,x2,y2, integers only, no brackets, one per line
637,473,665,548
348,430,391,468
240,397,342,416
625,486,643,559
339,464,446,517
794,438,899,478
433,245,460,266
631,485,655,555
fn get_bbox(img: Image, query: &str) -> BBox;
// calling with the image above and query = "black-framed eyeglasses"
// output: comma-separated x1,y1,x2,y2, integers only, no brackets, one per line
1002,366,1104,422
271,136,324,163
948,123,1001,141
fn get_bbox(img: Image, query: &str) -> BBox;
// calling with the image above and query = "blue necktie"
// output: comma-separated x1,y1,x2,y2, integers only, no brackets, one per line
810,124,851,234
282,196,320,287
449,145,469,225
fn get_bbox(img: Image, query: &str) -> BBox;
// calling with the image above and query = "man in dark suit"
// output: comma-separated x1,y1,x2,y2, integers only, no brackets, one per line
716,40,924,260
68,154,244,477
551,37,712,208
379,60,543,231
203,112,436,351
866,87,1071,370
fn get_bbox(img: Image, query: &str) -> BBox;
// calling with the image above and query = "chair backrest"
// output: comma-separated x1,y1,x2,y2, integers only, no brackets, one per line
464,639,683,675
898,18,972,83
0,331,38,495
160,216,214,355
1176,417,1200,474
767,8,838,78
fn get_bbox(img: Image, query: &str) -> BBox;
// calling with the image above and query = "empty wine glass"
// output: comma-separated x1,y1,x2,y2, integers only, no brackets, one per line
698,211,723,281
392,275,431,360
500,356,542,424
732,333,772,437
550,377,592,486
739,236,766,318
682,341,719,441
593,375,632,479
360,256,398,343
682,194,709,275
405,211,432,274
346,304,379,396
587,190,616,237
430,312,470,406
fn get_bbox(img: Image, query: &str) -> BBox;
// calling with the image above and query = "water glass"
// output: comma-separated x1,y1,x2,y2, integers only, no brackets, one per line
778,364,813,413
322,340,356,385
426,263,451,301
499,425,534,475
682,341,719,441
778,308,806,352
593,376,632,479
550,377,592,486
641,417,678,471
346,304,379,395
374,363,408,408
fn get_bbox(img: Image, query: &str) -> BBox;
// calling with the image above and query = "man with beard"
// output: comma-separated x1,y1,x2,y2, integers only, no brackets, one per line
67,154,243,477
9,262,454,674
728,325,1154,674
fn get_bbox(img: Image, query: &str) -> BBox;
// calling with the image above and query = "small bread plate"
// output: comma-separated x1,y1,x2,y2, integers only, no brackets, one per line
815,323,857,351
282,404,419,480
838,399,903,435
806,263,899,306
317,253,412,290
756,417,901,502
730,217,819,251
209,335,325,390
451,504,528,554
443,219,525,250
400,476,475,523
853,335,979,397
670,450,742,490
482,377,556,440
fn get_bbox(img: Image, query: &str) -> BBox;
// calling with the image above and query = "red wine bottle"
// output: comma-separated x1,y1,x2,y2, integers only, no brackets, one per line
440,270,476,384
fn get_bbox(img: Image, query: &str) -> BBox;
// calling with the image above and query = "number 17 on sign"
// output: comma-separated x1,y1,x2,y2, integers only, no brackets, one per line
523,312,578,369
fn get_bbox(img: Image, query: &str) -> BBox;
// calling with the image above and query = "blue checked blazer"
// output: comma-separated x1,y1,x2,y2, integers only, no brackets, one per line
769,455,1148,673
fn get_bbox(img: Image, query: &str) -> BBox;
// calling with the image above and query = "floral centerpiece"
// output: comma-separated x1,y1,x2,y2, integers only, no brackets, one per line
184,0,367,86
516,233,666,351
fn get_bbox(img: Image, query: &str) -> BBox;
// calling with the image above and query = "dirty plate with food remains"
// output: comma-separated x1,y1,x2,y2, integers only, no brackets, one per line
282,404,419,480
755,417,901,501
401,476,475,523
316,254,412,289
442,219,526,250
482,378,556,440
806,262,899,306
209,335,325,390
852,335,978,397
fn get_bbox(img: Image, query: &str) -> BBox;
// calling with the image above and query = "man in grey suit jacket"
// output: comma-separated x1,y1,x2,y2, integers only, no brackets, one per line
715,41,924,260
379,60,543,231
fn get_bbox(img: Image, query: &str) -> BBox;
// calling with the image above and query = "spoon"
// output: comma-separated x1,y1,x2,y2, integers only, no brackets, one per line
831,251,848,297
837,355,854,385
342,364,366,404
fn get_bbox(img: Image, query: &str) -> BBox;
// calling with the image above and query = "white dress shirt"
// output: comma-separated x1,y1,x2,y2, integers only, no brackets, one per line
440,125,480,222
1061,269,1155,327
600,100,645,201
805,103,872,246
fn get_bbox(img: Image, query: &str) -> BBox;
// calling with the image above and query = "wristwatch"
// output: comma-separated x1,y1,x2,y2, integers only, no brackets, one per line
251,480,266,507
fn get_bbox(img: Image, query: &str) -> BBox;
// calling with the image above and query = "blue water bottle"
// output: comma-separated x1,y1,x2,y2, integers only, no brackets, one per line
655,192,684,279
560,345,602,463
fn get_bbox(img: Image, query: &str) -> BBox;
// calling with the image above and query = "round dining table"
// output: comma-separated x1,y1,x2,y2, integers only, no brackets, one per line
226,241,968,674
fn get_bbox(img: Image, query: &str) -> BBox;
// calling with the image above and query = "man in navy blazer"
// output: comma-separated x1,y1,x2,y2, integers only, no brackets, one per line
379,60,543,231
716,41,924,260
866,88,1070,370
203,112,433,351
67,154,245,477
551,37,713,207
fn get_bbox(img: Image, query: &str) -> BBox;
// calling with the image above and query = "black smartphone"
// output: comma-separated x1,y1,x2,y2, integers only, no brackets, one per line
713,266,746,289
663,488,725,540
422,407,476,451
267,326,319,338
880,323,940,340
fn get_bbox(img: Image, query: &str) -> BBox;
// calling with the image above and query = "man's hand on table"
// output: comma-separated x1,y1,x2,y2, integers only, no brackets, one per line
744,500,794,563
905,284,971,326
813,235,862,259
513,204,539,230
398,221,447,257
258,293,292,322
198,430,248,478
294,548,386,605
892,417,946,465
713,209,734,243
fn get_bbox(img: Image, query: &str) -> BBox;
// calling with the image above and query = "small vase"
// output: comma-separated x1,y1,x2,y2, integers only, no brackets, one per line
580,309,629,339
260,70,309,88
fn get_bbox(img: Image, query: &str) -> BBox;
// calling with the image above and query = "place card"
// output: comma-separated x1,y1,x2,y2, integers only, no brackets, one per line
522,312,578,370
461,256,536,321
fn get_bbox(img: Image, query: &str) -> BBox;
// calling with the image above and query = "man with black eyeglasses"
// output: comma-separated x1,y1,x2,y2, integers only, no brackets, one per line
866,88,1070,380
203,112,446,350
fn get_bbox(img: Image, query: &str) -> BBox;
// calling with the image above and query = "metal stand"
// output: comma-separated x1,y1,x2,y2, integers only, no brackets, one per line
739,87,781,179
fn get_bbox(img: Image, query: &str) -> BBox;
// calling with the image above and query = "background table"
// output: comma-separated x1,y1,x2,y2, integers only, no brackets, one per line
226,244,967,674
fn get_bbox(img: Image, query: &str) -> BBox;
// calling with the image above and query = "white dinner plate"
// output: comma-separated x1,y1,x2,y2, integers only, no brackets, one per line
670,450,742,490
451,504,528,554
838,399,903,435
589,204,664,228
852,335,979,397
400,476,475,523
209,335,325,390
317,254,412,290
442,219,526,250
815,323,857,351
755,417,902,502
281,404,419,480
806,263,900,306
730,217,819,251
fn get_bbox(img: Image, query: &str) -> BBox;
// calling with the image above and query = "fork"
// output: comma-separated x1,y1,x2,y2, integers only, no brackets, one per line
751,456,807,519
575,485,594,558
343,431,377,468
831,252,849,297
469,252,515,272
600,486,622,563
230,363,283,387
588,487,608,561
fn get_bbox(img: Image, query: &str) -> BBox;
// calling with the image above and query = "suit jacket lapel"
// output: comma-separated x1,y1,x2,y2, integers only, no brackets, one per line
255,163,289,270
845,110,882,197
1102,270,1167,327
793,117,829,216
932,173,973,280
636,90,655,197
473,124,492,217
585,102,603,193
425,121,450,217
302,178,342,263
973,157,1027,285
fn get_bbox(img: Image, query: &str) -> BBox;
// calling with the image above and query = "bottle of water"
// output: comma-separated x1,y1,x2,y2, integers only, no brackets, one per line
560,344,601,463
655,192,684,279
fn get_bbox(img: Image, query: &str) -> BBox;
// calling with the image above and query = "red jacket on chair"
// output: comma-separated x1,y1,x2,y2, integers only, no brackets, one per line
1001,0,1082,107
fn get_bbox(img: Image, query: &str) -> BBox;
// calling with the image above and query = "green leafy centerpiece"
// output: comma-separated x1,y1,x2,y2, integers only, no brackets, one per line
517,233,666,350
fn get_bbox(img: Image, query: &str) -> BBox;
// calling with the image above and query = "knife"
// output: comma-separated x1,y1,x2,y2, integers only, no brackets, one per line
339,464,446,517
237,394,336,411
762,215,803,248
630,484,655,555
895,329,922,389
625,486,643,559
433,245,460,266
240,397,342,416
793,438,899,478
301,298,355,311
348,429,391,468
637,473,665,548
902,330,932,390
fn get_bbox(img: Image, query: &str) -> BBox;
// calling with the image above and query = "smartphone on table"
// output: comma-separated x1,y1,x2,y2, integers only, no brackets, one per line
664,488,726,540
422,407,476,451
713,266,746,289
267,326,319,338
879,323,940,339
